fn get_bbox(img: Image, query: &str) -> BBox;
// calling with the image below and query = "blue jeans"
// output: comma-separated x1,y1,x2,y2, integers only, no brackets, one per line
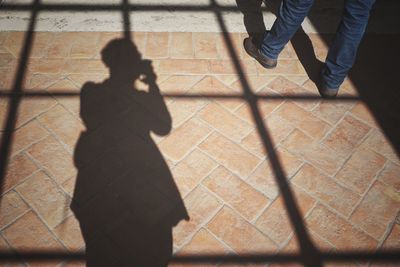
261,0,375,89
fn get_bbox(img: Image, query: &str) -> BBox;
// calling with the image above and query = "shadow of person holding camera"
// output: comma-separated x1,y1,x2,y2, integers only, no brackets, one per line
70,38,188,267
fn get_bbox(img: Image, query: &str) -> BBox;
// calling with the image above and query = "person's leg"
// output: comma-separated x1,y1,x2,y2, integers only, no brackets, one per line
261,0,314,59
322,0,376,89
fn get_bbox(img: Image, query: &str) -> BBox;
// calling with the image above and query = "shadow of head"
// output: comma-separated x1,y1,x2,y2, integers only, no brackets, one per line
101,38,143,82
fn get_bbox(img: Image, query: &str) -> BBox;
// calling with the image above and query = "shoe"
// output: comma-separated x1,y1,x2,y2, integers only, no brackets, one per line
244,37,277,69
317,67,339,98
319,86,339,98
317,75,339,99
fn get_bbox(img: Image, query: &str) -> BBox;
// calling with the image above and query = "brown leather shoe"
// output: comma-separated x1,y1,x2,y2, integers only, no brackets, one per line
244,37,277,69
317,70,339,99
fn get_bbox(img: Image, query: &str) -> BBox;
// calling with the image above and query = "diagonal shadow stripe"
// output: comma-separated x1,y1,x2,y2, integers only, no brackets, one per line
0,3,270,12
209,0,322,266
0,0,40,197
0,250,400,263
0,90,360,101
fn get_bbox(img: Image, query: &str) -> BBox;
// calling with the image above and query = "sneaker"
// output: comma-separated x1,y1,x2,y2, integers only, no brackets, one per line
243,37,277,69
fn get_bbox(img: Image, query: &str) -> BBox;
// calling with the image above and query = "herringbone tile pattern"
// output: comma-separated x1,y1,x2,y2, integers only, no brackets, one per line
0,32,399,266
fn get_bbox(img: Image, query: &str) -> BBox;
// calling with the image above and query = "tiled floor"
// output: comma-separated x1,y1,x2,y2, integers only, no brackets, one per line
0,31,399,266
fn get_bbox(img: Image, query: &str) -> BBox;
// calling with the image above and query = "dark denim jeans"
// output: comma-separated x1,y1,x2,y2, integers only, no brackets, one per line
261,0,375,89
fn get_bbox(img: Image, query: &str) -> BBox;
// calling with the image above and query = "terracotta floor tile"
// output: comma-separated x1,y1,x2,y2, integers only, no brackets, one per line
69,32,100,59
230,75,276,93
166,98,207,128
24,73,64,90
46,32,74,58
377,162,400,191
350,181,400,240
2,32,24,58
255,185,315,246
362,129,400,165
146,32,170,59
62,176,76,197
45,77,79,93
0,32,9,44
207,206,278,254
28,58,65,74
158,75,203,95
0,92,57,129
194,32,218,59
0,190,29,230
159,59,209,75
159,118,211,162
279,42,298,60
0,66,14,89
381,224,400,249
0,120,48,157
335,147,386,194
281,129,344,176
46,79,81,117
3,153,38,193
38,104,84,149
63,59,107,74
216,33,244,59
199,132,261,178
177,228,229,254
131,31,147,54
323,115,371,157
214,74,239,87
267,76,319,111
173,186,222,248
203,166,270,221
285,235,333,260
67,73,107,88
257,60,306,76
0,51,16,70
234,89,284,125
350,102,379,127
198,102,253,142
369,224,400,267
53,215,85,251
292,164,360,217
172,228,227,267
190,76,242,111
0,234,19,266
240,114,294,158
27,135,76,185
170,32,194,59
274,101,331,140
4,32,54,58
246,147,303,200
209,59,257,75
311,99,354,125
16,171,71,229
284,75,309,86
308,34,333,61
336,78,359,97
306,204,378,250
3,210,64,250
172,149,218,197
